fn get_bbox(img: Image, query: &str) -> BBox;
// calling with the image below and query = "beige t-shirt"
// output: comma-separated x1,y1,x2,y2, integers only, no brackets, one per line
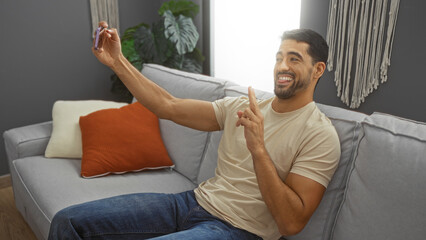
194,96,341,240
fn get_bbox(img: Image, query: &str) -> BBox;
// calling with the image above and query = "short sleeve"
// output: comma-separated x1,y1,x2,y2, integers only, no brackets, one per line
212,98,226,130
212,96,247,130
290,125,341,188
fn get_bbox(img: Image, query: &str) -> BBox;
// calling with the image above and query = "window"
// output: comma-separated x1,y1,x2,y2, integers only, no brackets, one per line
211,0,301,92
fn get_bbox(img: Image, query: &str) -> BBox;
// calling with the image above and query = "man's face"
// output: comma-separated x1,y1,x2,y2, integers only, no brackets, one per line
274,40,315,100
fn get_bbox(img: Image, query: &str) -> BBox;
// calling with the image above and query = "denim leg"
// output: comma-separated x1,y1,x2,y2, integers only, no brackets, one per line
48,190,261,240
150,204,262,240
48,191,197,240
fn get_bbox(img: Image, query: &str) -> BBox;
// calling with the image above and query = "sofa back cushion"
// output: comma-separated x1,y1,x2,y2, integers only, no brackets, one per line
197,131,223,184
141,64,227,183
287,104,367,240
331,113,426,240
224,84,275,100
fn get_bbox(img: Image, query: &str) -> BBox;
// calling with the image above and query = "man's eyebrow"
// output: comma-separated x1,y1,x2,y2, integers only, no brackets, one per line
275,51,304,60
288,51,304,60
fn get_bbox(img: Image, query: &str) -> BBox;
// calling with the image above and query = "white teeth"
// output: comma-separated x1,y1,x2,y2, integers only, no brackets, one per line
278,77,293,81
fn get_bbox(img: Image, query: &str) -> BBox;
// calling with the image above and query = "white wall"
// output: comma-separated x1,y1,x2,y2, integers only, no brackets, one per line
211,0,301,92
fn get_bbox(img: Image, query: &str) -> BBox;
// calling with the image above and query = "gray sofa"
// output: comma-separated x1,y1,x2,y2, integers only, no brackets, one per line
4,64,426,240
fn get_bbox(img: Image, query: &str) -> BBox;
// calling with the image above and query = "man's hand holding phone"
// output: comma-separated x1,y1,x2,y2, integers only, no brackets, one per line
94,26,104,50
92,21,123,68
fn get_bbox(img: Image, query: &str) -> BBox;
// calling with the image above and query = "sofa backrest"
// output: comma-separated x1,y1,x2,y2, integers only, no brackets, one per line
331,112,426,240
141,64,227,184
288,104,367,240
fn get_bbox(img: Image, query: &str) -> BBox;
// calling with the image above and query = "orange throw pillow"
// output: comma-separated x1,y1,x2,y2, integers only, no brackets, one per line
79,102,174,178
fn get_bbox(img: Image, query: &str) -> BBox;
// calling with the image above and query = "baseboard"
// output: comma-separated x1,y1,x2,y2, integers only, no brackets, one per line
0,174,12,189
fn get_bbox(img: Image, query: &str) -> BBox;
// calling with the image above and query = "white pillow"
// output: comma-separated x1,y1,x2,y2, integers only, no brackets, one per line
45,100,128,158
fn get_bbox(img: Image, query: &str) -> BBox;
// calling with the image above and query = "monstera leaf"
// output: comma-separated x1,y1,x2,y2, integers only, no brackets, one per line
163,10,199,55
121,23,148,70
182,48,204,73
134,20,172,64
110,0,204,102
158,0,199,18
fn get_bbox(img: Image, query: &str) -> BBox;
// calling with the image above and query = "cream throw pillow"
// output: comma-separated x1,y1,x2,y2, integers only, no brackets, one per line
45,100,128,158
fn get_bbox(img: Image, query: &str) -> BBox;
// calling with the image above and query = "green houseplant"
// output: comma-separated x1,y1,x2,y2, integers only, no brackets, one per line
111,0,204,102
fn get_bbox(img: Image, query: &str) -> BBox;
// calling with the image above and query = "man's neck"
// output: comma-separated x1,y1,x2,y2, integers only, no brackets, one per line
271,95,313,113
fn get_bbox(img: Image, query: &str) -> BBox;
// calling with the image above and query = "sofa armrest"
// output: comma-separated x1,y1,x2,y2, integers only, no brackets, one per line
3,121,52,164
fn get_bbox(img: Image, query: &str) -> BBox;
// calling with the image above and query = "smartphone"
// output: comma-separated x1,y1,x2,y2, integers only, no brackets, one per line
94,27,104,50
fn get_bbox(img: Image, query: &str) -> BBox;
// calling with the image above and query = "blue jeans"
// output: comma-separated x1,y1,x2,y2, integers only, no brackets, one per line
48,190,261,240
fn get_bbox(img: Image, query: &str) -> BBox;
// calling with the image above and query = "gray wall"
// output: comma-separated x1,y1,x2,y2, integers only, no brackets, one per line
0,0,206,175
301,0,426,122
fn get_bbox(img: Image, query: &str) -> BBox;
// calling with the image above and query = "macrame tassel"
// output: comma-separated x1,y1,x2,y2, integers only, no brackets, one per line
342,0,361,105
326,0,338,72
90,0,120,37
326,0,400,108
381,0,400,84
352,0,370,108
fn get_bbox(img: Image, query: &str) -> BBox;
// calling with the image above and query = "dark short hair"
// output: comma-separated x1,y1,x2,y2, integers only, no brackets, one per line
281,29,329,65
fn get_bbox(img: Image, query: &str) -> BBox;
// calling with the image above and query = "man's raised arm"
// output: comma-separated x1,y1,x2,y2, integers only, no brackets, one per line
92,22,220,132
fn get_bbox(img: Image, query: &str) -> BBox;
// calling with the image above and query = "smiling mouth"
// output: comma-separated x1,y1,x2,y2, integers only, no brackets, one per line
278,76,293,81
276,71,295,84
277,75,294,86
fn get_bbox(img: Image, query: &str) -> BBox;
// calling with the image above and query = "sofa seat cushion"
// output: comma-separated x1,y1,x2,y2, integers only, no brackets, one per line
11,156,196,238
331,113,426,240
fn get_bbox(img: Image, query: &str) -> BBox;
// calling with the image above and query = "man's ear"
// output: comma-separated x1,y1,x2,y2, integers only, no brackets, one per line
313,62,326,80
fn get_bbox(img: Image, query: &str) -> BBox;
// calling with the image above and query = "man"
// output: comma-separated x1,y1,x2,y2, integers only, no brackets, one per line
48,22,340,240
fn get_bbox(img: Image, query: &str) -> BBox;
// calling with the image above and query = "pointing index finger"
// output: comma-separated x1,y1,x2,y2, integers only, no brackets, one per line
248,86,260,114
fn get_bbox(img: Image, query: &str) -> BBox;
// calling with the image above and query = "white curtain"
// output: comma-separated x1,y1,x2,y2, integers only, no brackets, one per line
90,0,120,37
326,0,400,108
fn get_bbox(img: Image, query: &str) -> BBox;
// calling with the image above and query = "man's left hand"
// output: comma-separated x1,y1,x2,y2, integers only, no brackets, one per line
236,87,266,155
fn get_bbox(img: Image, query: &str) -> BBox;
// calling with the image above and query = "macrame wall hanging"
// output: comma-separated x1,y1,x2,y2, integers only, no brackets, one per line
326,0,400,108
89,0,120,38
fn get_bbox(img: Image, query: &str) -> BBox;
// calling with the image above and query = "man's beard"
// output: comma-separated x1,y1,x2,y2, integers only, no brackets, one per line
274,74,311,100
